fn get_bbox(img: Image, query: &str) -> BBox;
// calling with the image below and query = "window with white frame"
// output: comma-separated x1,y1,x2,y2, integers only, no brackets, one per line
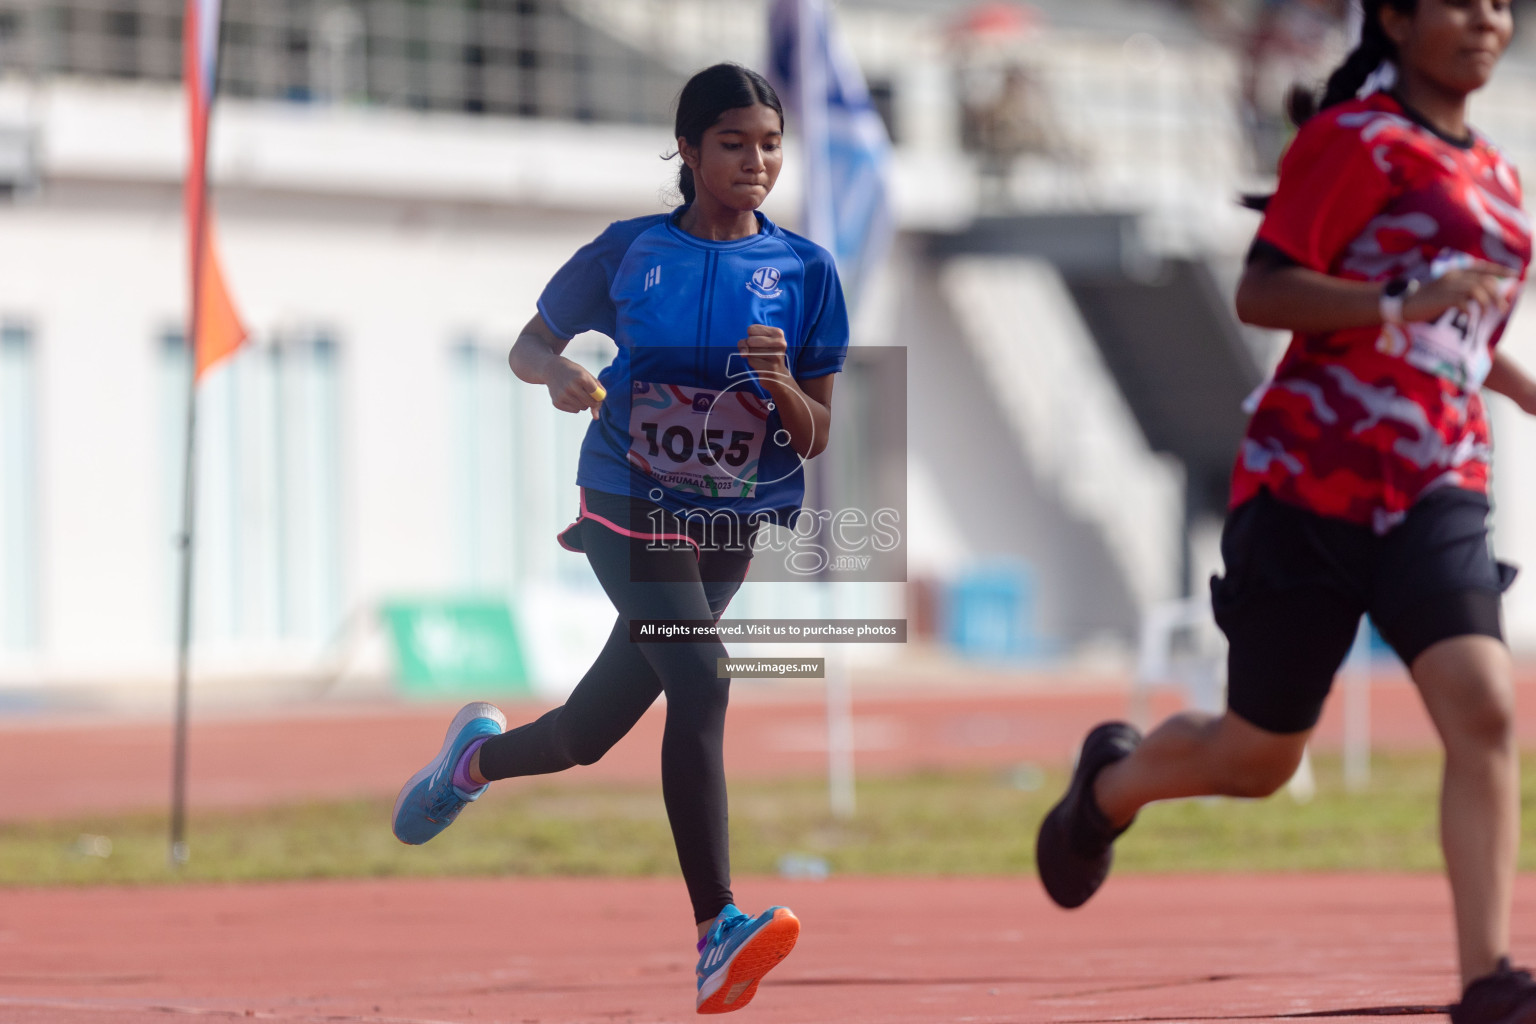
0,319,38,652
451,339,516,593
161,328,343,649
451,333,608,593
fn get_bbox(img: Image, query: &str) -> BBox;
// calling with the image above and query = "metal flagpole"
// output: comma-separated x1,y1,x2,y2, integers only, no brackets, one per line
813,411,854,820
170,0,219,869
771,0,891,820
169,155,207,871
169,245,203,867
824,607,856,820
797,0,854,822
1344,618,1372,791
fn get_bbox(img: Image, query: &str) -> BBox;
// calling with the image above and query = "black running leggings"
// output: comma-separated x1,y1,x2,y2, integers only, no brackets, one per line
476,518,752,924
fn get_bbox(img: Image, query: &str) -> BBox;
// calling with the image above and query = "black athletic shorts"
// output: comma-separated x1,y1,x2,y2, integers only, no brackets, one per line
1211,487,1517,735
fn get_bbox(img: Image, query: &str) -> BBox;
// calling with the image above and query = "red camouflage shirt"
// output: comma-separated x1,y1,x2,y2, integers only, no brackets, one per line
1233,93,1532,533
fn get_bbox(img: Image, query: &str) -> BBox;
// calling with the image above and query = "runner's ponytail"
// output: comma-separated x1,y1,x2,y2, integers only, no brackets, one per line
1288,0,1411,127
1242,0,1413,213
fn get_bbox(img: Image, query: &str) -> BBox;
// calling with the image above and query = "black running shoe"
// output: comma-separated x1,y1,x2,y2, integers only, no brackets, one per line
1453,960,1536,1024
1035,721,1142,909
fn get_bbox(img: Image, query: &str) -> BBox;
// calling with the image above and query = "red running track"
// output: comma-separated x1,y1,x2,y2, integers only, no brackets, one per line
0,872,1525,1023
7,676,1536,1021
9,671,1536,822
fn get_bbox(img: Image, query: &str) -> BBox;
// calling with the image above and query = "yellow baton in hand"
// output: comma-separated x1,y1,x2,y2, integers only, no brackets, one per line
589,383,606,419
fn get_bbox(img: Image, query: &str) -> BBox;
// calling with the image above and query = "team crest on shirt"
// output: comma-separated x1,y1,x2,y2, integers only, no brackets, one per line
747,266,782,299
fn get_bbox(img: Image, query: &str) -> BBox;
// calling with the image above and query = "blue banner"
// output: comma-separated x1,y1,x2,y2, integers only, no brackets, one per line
767,0,894,309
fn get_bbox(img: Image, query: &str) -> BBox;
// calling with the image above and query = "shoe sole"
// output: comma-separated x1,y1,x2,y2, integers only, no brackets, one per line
1036,799,1090,908
1457,994,1536,1024
391,701,506,845
1489,1007,1536,1024
696,908,800,1014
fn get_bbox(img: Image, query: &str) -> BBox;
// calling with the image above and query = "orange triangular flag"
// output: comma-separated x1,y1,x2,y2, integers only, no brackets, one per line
193,220,247,379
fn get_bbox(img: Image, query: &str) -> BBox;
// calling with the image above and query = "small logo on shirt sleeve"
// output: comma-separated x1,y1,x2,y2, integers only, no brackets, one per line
644,265,662,291
747,266,782,298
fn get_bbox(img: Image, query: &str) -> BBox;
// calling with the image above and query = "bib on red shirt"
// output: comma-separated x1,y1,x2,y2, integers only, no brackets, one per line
1233,93,1532,533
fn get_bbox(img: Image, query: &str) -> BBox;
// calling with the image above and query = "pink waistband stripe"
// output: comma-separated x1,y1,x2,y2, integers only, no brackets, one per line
558,489,702,558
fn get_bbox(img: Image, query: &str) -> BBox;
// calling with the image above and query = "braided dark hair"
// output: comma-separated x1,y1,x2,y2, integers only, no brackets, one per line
670,63,784,205
1243,0,1415,211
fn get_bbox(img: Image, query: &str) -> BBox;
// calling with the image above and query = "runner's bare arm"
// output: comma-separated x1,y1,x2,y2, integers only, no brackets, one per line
509,313,603,415
1236,261,1516,333
780,373,835,460
738,324,834,460
1484,350,1536,415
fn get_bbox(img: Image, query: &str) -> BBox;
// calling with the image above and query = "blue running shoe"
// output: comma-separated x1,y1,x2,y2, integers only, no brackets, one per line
391,702,506,845
695,904,799,1014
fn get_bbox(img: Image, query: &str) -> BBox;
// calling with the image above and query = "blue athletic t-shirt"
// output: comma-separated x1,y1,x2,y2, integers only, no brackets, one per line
537,208,849,525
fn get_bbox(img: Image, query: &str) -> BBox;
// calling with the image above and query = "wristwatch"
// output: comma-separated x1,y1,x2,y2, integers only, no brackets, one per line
1380,277,1420,325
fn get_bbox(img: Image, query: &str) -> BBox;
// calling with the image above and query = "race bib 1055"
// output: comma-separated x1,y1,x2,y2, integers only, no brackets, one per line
626,381,771,499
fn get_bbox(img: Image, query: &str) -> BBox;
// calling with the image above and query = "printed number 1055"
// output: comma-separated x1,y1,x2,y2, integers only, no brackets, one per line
638,423,755,467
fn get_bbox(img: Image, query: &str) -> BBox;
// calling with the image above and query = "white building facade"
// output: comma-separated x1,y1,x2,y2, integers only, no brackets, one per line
2,0,1535,702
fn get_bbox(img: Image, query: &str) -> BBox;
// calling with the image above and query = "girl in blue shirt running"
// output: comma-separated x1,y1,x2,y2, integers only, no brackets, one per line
391,63,849,1016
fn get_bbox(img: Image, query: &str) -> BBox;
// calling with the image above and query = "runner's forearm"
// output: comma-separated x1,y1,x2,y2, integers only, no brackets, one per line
508,314,572,385
509,334,562,385
1236,264,1387,333
1485,351,1536,414
760,377,830,460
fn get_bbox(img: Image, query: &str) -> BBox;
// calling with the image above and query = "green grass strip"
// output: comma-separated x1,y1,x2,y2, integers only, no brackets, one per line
8,752,1536,886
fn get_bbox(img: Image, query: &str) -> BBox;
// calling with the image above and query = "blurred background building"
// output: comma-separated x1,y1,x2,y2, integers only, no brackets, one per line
1,0,1535,705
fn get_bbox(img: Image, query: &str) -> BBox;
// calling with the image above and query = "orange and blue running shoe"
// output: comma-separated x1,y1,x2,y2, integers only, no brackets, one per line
695,904,799,1014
